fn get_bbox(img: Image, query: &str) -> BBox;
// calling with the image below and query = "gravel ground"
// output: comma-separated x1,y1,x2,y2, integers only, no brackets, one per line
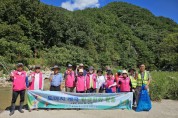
0,100,178,118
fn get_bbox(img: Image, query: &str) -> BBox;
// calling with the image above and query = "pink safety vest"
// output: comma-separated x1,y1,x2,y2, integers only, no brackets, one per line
28,72,43,90
119,77,131,92
105,77,116,93
86,73,97,89
76,75,86,92
65,71,75,88
12,70,26,91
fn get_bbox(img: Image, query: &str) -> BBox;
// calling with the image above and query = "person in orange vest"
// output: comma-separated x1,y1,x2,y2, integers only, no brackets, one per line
115,70,123,92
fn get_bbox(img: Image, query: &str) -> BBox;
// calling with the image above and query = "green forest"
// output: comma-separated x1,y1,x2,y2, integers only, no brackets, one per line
0,0,178,71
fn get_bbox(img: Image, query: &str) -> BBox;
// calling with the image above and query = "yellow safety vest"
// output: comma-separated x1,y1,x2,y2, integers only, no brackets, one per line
130,76,137,89
137,71,149,86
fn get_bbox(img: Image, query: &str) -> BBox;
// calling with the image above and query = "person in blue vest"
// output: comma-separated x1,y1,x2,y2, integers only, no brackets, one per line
49,65,63,91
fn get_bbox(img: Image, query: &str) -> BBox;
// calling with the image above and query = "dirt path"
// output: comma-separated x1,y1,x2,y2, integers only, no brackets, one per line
0,100,178,118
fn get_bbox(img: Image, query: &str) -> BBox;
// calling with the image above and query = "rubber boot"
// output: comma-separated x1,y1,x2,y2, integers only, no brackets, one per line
18,102,24,113
9,103,15,116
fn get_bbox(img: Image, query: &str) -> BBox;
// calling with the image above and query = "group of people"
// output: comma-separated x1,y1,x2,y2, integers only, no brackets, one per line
9,63,152,115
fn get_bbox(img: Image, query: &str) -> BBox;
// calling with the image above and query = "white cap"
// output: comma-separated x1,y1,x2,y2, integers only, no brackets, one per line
122,70,128,74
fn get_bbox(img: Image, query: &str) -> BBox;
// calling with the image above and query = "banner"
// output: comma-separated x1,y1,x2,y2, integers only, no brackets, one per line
27,90,133,110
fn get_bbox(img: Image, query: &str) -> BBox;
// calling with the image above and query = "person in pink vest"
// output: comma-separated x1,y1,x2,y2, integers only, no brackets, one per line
86,66,97,93
28,65,44,91
76,69,86,93
9,63,28,116
105,70,117,93
119,70,132,92
64,64,75,92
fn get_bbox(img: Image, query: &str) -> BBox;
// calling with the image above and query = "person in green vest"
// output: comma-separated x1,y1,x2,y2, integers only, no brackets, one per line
128,68,137,107
135,64,152,106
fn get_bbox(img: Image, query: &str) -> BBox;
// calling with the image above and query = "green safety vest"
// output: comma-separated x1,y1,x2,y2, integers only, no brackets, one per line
137,71,149,86
130,76,137,88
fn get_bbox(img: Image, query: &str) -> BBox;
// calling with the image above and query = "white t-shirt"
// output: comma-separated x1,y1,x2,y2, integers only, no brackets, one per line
96,75,106,89
29,73,44,90
34,73,40,90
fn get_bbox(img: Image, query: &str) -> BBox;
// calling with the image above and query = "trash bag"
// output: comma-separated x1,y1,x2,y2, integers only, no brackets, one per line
136,85,152,112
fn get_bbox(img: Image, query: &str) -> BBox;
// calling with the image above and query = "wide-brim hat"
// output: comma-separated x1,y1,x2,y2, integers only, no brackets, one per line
17,63,23,67
35,65,41,69
89,66,94,71
68,64,72,67
97,69,103,73
79,63,84,67
51,65,60,71
122,70,128,74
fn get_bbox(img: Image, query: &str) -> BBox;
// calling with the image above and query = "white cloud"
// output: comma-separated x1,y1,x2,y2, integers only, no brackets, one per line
61,0,100,11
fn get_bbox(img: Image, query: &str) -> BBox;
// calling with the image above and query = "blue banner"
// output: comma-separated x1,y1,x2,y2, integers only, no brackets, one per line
27,90,133,110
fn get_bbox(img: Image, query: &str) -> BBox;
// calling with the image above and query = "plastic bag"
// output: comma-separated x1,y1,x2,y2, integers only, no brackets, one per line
136,85,152,112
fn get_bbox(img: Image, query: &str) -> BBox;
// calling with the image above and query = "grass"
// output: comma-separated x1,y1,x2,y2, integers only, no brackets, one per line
150,71,178,101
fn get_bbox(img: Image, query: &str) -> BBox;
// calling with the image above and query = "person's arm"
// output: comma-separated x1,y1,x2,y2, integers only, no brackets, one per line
84,75,87,91
41,74,45,90
49,74,53,82
135,72,138,79
145,72,152,89
60,74,63,90
26,76,29,88
109,82,117,88
75,66,79,77
64,71,67,80
10,71,14,81
129,80,132,92
109,79,117,88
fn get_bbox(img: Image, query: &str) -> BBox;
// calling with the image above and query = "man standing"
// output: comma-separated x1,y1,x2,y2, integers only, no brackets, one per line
64,64,75,92
135,64,152,105
9,63,28,116
49,65,63,91
86,66,97,93
28,65,44,90
128,68,137,106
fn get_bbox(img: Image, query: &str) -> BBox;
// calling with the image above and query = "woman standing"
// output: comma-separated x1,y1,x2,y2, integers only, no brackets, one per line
96,69,106,93
105,70,117,93
76,69,86,93
28,65,44,90
86,66,97,93
119,70,132,92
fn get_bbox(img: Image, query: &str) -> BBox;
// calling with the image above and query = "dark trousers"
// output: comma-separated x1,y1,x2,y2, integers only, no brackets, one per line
50,85,61,91
76,91,85,93
86,88,96,93
11,90,25,104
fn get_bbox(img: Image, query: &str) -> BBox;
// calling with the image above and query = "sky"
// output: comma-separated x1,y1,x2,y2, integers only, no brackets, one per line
40,0,178,23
